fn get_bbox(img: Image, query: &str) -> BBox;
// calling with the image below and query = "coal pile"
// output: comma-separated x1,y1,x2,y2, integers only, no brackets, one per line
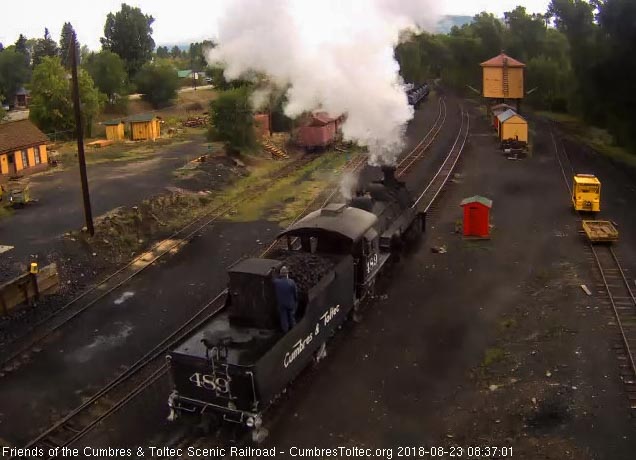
275,251,335,294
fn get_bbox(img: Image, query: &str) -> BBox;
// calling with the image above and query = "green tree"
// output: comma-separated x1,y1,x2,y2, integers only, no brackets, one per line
14,34,30,67
59,22,79,69
29,56,103,136
0,48,30,104
32,28,59,67
84,50,127,103
208,86,255,153
101,3,155,78
135,61,179,108
503,7,548,62
170,46,181,58
156,46,169,58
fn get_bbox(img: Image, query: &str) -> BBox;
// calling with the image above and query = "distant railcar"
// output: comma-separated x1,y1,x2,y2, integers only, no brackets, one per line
407,83,430,107
295,113,339,151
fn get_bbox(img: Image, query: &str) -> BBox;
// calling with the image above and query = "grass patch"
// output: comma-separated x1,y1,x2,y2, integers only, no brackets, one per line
52,137,191,167
538,110,636,169
482,347,506,368
226,150,348,224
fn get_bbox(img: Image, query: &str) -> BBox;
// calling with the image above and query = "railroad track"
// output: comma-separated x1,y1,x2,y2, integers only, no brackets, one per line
164,103,471,460
17,102,461,458
413,106,470,213
551,126,636,409
396,96,447,177
14,152,367,460
0,154,316,374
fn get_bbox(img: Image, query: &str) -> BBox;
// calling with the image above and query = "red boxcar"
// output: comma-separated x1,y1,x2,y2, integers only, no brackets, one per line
296,112,337,149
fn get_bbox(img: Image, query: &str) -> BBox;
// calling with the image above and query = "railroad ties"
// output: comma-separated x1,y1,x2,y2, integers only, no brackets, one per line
413,106,471,215
589,245,636,409
396,97,447,177
552,125,636,410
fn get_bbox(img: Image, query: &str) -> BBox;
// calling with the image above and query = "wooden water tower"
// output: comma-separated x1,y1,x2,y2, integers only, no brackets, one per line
480,53,525,111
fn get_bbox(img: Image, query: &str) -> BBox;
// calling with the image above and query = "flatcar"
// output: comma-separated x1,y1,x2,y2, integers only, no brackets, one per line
166,166,425,439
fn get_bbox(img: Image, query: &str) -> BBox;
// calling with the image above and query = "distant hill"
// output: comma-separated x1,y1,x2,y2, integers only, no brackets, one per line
435,15,473,33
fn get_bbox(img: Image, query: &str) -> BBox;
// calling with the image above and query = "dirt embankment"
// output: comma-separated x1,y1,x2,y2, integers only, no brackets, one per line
69,155,247,265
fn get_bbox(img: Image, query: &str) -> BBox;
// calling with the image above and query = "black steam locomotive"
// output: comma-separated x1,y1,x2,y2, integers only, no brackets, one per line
166,166,424,438
407,83,430,107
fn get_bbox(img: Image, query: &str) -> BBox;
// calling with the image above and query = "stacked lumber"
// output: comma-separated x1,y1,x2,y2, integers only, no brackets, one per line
262,139,289,160
182,116,210,128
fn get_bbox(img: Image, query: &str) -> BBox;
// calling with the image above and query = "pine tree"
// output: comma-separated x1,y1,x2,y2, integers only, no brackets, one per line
32,28,59,67
59,22,79,69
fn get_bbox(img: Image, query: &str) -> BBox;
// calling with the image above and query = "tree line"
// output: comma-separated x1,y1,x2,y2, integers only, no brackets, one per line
395,0,636,151
0,3,217,135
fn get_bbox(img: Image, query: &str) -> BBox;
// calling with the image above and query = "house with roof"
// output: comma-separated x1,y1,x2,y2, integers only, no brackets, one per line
0,120,49,178
13,88,31,109
126,114,162,141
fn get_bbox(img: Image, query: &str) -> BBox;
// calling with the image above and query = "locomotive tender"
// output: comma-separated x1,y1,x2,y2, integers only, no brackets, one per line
166,166,424,435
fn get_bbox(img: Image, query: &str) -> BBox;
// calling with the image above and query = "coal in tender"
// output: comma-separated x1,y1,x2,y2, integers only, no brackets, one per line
274,251,335,293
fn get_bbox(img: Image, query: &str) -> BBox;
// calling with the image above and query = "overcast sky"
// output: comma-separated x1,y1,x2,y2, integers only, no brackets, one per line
0,0,551,51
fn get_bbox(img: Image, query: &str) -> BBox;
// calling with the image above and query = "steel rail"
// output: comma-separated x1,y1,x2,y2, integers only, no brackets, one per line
550,123,636,399
412,107,469,212
396,97,447,176
0,155,315,371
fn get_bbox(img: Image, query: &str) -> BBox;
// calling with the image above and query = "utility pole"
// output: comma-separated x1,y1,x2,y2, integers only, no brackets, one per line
70,31,94,236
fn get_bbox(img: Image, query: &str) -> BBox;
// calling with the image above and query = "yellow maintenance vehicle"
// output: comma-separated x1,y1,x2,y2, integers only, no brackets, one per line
572,174,601,213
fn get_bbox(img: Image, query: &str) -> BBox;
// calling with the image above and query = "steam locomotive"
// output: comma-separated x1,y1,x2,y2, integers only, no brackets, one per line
166,166,425,439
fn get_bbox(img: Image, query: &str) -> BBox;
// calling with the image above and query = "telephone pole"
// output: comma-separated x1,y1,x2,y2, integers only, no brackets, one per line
70,31,94,236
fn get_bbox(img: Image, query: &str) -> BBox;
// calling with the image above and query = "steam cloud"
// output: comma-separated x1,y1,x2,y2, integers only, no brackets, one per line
207,0,439,165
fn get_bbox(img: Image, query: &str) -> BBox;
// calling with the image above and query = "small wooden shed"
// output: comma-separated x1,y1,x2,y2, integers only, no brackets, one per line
497,109,528,143
460,196,492,239
127,114,162,141
103,119,125,141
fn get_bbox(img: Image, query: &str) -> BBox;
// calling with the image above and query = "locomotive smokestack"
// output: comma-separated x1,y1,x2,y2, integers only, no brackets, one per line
382,165,398,188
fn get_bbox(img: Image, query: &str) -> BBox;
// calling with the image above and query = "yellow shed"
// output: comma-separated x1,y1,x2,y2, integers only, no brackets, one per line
497,109,528,143
127,114,162,141
103,119,125,141
0,119,49,178
481,53,525,100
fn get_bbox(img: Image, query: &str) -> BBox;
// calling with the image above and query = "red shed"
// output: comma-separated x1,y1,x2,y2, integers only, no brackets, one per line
460,195,492,238
296,112,337,149
253,113,271,138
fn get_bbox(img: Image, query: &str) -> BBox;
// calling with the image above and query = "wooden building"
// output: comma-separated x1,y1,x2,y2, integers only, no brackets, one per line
253,113,271,138
460,196,492,239
0,120,49,177
481,53,525,101
103,119,125,141
127,114,161,141
496,109,528,144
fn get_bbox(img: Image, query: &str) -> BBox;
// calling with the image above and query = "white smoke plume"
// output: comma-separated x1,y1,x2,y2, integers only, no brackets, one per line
339,171,360,201
207,0,440,165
